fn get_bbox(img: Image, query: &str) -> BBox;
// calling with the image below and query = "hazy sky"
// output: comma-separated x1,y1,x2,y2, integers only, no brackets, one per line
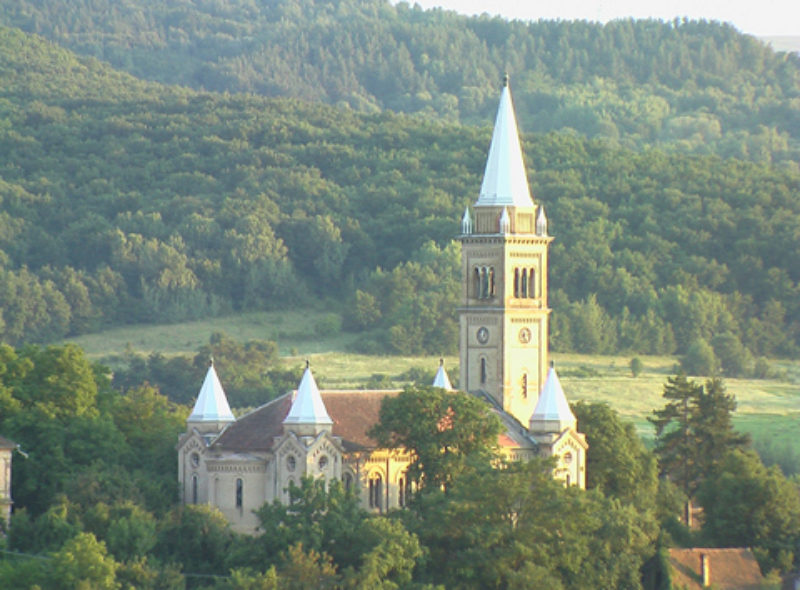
400,0,799,37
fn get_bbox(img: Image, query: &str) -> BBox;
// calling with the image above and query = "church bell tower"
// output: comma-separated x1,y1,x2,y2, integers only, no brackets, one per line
458,77,551,426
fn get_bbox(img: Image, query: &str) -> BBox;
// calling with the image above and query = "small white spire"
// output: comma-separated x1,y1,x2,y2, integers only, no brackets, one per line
475,77,534,209
529,365,576,434
461,207,473,234
432,358,453,390
188,361,235,424
283,364,333,430
536,205,548,236
499,207,511,234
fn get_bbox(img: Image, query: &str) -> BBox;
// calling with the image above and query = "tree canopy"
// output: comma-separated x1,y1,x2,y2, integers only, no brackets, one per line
698,450,800,573
369,384,502,491
649,374,749,498
0,24,799,360
2,0,799,164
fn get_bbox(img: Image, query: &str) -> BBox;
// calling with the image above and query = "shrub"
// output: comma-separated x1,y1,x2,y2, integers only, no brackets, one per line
630,357,643,377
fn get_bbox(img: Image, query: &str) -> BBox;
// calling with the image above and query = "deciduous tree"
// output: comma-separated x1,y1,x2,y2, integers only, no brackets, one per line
369,384,501,492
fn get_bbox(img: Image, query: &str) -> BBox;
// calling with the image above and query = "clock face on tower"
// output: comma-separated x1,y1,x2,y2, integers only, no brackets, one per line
476,327,489,344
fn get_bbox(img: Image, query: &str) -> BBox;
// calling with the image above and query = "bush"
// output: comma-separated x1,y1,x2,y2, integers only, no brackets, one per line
364,373,393,389
752,357,771,379
314,312,342,336
681,338,718,376
712,332,751,377
559,365,600,378
630,357,643,377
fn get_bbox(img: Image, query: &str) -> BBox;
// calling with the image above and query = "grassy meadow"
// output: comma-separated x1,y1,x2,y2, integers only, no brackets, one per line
66,310,800,462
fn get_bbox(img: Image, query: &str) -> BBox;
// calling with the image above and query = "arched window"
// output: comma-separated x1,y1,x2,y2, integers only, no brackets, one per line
521,268,528,298
398,475,412,507
191,474,198,504
236,478,243,509
343,472,353,492
369,474,383,511
480,358,487,385
398,476,406,507
528,268,536,298
513,268,520,298
474,266,496,299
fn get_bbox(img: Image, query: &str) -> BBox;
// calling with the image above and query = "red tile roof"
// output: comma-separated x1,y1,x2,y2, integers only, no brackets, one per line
211,390,400,453
209,388,537,455
668,548,765,590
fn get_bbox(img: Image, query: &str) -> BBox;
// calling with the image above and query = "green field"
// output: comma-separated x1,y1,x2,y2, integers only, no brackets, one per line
65,311,800,456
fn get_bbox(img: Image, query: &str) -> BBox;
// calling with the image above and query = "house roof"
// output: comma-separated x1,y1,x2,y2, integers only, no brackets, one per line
668,548,765,590
475,79,534,209
188,362,235,424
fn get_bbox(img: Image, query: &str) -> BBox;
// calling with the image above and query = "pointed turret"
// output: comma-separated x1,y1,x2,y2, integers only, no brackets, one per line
432,358,453,390
283,364,333,436
188,360,235,433
529,365,576,434
499,207,510,234
461,207,473,235
536,205,548,237
475,76,533,209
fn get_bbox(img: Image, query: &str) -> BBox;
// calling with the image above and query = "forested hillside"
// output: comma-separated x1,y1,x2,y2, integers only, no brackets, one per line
1,26,799,364
1,0,799,163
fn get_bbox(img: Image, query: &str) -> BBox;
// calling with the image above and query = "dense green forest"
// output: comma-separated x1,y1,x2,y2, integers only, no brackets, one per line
1,25,800,367
2,0,799,164
1,343,798,587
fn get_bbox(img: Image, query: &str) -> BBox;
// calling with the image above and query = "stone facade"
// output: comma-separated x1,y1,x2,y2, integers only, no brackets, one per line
177,387,419,533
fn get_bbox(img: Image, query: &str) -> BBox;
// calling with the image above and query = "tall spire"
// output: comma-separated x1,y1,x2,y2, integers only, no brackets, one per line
475,76,533,208
432,358,453,390
529,365,576,434
283,365,333,435
188,360,235,425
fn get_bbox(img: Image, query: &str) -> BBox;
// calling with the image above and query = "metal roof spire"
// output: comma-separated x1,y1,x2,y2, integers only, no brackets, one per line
461,206,473,234
536,204,548,236
432,358,453,390
529,365,576,434
499,207,511,233
283,365,333,429
188,360,235,423
476,75,534,208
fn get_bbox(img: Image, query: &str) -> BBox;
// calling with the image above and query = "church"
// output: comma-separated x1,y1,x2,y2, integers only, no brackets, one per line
177,79,587,534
